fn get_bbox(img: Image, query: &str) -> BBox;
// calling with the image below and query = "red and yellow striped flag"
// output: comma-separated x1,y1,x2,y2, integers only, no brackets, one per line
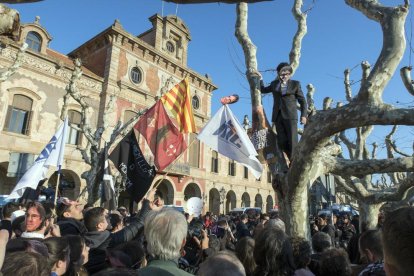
161,78,196,133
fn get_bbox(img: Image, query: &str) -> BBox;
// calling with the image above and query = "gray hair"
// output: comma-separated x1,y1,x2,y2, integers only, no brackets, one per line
144,208,188,260
198,251,246,276
266,218,286,232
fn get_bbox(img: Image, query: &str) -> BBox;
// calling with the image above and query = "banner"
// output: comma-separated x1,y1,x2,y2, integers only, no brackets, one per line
198,105,263,179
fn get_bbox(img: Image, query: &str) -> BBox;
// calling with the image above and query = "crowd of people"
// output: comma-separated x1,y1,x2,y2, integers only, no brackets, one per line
0,191,413,276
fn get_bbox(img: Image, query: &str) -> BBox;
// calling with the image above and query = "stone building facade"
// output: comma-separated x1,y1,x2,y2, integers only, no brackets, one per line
0,12,276,214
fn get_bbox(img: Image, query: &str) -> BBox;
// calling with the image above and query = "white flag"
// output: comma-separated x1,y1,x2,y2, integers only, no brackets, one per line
8,117,69,200
198,105,263,179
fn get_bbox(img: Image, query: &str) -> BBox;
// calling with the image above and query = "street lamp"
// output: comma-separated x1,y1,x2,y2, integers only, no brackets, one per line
219,187,226,214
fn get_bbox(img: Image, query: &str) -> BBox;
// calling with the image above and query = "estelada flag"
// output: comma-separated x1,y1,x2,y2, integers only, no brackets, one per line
134,101,187,171
109,130,156,203
161,78,196,133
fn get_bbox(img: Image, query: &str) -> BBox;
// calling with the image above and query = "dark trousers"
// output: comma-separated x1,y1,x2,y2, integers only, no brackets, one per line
274,114,298,160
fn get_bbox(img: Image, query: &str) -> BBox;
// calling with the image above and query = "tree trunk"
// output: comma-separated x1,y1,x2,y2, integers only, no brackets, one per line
358,201,381,232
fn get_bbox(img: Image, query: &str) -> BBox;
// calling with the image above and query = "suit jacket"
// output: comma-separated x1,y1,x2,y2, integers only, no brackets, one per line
261,79,307,121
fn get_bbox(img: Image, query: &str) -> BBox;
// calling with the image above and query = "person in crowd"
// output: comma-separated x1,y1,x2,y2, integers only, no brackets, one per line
107,249,133,269
316,214,335,245
42,201,61,238
109,212,124,233
351,214,360,235
308,232,332,275
213,217,236,250
182,225,210,271
83,200,150,274
258,62,307,162
206,234,221,255
198,251,246,276
253,213,270,238
138,208,192,276
236,214,251,240
235,237,256,276
111,240,147,270
94,267,137,276
246,213,260,234
319,248,352,276
381,207,414,276
265,217,286,233
1,251,50,276
6,238,49,257
64,235,89,276
22,201,48,239
117,206,129,218
290,236,314,276
339,213,356,250
203,213,213,229
56,198,87,236
332,214,342,248
0,202,20,238
253,225,296,276
358,229,385,276
348,220,369,265
11,214,25,238
43,237,71,276
0,229,8,270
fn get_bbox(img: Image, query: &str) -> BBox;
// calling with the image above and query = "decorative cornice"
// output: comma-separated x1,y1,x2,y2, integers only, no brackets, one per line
0,46,103,92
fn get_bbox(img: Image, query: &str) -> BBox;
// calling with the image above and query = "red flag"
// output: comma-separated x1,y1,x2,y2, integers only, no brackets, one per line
134,101,187,171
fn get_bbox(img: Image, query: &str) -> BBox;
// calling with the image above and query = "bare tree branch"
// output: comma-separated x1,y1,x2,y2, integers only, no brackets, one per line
290,0,308,73
360,61,371,87
323,97,333,110
338,130,356,159
344,68,353,102
306,83,316,116
235,3,261,106
334,175,359,198
329,156,414,176
345,0,409,103
0,43,27,82
371,142,378,159
364,173,414,202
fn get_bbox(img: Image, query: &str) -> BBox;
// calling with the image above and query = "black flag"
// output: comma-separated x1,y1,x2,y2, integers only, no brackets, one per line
98,143,116,210
109,130,156,203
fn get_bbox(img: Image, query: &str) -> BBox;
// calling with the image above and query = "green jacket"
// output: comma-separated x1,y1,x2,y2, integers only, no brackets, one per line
137,259,192,276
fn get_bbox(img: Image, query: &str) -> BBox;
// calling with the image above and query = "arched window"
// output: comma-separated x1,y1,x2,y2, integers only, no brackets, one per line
166,41,175,53
130,67,142,84
66,110,82,145
4,94,33,135
192,95,200,110
25,31,42,52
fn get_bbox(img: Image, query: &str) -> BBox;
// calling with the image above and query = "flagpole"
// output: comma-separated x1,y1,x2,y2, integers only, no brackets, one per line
54,166,62,206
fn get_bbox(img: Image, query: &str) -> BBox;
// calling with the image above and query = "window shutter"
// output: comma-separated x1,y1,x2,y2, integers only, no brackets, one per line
3,105,12,131
24,110,32,135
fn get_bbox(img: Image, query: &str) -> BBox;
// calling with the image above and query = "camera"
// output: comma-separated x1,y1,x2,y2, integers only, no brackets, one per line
187,219,204,240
